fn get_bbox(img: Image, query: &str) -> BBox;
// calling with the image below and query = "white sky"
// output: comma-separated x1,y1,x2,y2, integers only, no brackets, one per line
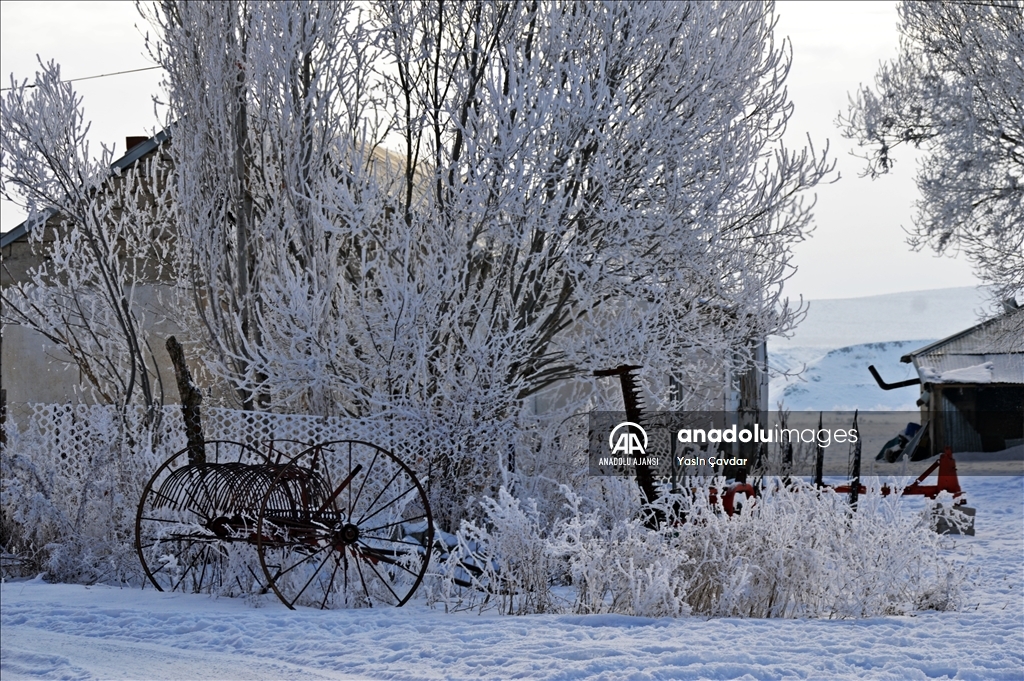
0,0,982,300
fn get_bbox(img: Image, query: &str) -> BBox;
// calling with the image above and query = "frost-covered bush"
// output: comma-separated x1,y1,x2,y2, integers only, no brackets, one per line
548,487,691,617
3,403,965,619
663,479,965,618
431,478,964,619
426,487,554,615
1,405,173,583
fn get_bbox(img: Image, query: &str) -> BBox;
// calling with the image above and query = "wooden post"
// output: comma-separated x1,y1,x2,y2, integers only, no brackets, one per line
1,293,5,451
166,336,205,465
814,411,824,487
848,410,861,509
783,435,793,477
0,388,6,451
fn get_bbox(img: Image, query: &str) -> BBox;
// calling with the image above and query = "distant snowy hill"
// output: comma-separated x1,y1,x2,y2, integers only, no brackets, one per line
768,287,989,411
770,340,931,411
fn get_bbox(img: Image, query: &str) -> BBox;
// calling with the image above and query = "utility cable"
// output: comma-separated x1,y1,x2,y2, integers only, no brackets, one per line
1,65,161,91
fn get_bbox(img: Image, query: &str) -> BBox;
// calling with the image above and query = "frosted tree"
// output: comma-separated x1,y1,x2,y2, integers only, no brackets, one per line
137,0,832,523
840,1,1024,304
1,62,166,421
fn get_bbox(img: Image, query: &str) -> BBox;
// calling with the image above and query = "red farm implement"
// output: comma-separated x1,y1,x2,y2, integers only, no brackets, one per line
595,365,974,533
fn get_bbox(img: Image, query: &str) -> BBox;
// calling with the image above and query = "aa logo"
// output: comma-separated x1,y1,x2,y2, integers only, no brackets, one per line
609,422,648,456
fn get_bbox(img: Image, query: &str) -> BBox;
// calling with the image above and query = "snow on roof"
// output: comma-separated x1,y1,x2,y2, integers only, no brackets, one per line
918,362,995,384
902,305,1024,384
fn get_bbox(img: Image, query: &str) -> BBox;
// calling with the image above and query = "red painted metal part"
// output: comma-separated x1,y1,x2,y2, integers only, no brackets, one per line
832,447,966,504
708,483,758,517
710,447,965,518
722,483,756,516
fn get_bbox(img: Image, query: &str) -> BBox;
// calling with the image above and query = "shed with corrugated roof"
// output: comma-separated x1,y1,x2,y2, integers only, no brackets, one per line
900,304,1024,455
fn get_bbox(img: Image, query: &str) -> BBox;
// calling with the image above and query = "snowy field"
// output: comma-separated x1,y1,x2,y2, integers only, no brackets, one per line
769,287,991,411
3,474,1022,681
769,287,988,352
770,340,932,411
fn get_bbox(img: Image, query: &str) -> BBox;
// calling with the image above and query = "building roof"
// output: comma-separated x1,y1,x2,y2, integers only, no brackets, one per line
901,304,1024,384
0,129,169,250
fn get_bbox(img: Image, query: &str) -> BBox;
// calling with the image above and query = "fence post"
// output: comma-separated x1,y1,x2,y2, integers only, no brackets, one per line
848,410,861,509
166,336,206,464
0,388,6,451
814,411,824,487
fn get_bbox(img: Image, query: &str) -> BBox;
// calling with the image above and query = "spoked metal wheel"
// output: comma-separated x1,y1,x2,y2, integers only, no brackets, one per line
256,440,433,609
135,440,271,595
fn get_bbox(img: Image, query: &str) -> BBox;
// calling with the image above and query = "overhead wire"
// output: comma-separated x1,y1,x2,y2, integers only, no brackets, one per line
0,65,161,91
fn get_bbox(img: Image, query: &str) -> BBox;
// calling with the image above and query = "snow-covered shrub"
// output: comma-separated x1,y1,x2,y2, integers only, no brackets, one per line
478,489,555,614
546,478,965,619
0,404,174,583
427,474,965,620
547,486,691,617
3,402,965,619
427,487,554,615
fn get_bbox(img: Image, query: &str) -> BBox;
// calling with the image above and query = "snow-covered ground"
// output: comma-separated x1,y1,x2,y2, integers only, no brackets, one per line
770,340,931,411
3,474,1022,680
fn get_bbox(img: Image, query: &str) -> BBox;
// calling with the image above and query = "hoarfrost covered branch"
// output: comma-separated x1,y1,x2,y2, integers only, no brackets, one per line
1,62,167,420
840,0,1024,304
136,0,832,523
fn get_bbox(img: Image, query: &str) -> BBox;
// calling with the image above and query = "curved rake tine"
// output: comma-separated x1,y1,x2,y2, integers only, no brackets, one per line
149,487,179,508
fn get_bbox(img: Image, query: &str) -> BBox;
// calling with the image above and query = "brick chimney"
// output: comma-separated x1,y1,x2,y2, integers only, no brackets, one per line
125,136,148,152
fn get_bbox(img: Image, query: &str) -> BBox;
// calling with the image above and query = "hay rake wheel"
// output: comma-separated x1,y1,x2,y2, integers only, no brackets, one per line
135,440,271,595
256,440,434,609
136,438,433,608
